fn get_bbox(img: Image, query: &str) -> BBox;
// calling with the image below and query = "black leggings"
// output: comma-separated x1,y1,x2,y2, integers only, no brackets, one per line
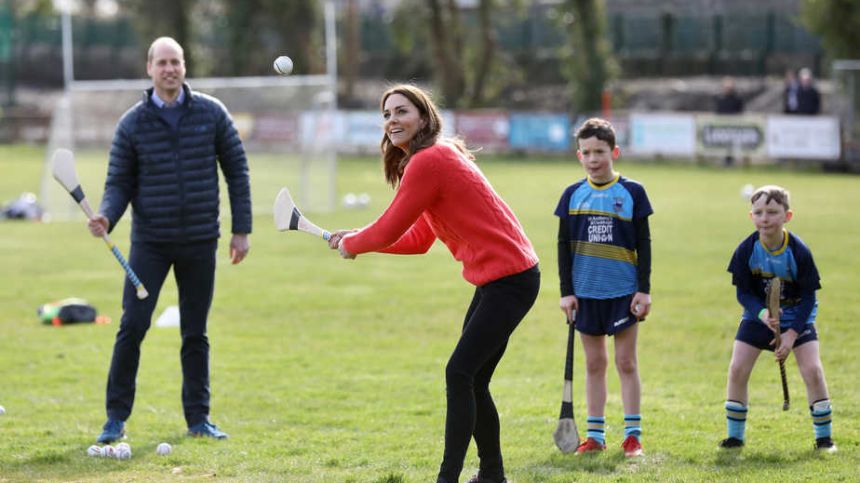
437,265,540,482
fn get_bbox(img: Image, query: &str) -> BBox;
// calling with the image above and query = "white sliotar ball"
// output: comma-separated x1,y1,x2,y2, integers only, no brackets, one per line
156,442,172,456
0,405,5,415
101,445,116,458
357,193,371,207
116,447,132,460
273,55,293,75
87,445,102,457
342,192,357,208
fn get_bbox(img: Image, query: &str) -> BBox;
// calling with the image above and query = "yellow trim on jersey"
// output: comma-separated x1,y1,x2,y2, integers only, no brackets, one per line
567,209,632,222
572,240,638,264
750,270,794,282
758,229,789,256
586,172,620,190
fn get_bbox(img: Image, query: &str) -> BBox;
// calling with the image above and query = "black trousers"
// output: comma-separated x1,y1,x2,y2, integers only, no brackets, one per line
105,239,217,427
438,265,540,482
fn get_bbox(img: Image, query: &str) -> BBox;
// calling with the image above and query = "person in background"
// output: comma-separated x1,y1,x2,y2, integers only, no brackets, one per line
783,69,800,114
88,36,252,443
795,67,821,115
715,76,744,114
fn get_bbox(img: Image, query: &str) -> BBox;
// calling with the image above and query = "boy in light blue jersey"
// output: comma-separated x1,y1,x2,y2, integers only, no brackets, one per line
721,185,835,452
554,118,653,457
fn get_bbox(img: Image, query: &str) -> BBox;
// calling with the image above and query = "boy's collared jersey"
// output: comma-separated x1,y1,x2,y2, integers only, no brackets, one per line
727,229,820,327
554,174,653,299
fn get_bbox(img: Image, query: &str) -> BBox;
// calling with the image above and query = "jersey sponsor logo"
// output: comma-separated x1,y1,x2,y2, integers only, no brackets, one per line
587,216,614,243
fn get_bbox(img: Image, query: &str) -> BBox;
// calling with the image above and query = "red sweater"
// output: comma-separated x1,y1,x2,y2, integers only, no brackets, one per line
343,143,538,286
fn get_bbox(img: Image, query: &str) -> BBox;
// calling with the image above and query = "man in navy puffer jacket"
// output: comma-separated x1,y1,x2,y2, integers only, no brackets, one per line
87,37,251,443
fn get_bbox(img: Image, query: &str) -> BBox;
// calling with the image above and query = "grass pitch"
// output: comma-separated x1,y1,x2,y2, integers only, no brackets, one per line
0,144,858,482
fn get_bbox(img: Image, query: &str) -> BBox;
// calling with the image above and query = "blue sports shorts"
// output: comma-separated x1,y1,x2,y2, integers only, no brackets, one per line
735,319,818,351
574,294,641,336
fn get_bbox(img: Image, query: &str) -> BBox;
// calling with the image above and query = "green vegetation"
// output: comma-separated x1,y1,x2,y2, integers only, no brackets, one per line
0,145,857,481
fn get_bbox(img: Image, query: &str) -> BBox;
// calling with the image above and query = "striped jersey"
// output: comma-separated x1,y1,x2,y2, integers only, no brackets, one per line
727,229,820,328
554,174,653,299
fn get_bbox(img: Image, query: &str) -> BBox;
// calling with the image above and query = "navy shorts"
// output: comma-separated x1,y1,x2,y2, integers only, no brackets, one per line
735,319,818,351
574,295,640,336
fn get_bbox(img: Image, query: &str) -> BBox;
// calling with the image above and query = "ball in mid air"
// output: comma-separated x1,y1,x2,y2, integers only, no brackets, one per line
273,55,293,75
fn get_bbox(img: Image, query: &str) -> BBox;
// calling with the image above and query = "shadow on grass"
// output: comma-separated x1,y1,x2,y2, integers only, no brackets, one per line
712,446,830,470
2,446,129,480
1,435,192,481
537,449,645,476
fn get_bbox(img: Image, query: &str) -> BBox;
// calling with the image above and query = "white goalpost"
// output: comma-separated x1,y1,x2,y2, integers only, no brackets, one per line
42,0,339,221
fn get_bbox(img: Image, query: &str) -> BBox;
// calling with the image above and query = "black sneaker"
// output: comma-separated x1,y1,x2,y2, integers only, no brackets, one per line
718,437,744,449
815,437,837,453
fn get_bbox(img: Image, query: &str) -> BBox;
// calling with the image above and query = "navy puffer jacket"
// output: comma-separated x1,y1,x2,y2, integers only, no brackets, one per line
99,84,252,242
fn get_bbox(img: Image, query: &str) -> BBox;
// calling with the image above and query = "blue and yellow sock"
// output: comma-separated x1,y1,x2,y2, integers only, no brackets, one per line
811,399,832,440
725,400,747,441
586,416,606,445
624,414,641,441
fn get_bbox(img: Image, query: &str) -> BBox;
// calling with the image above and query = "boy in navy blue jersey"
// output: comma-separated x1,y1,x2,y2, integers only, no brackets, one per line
721,185,835,452
554,118,653,457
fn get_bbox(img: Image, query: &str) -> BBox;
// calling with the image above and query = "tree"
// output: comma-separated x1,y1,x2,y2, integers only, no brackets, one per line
800,0,860,60
117,0,196,74
398,0,518,108
427,0,466,106
559,0,617,113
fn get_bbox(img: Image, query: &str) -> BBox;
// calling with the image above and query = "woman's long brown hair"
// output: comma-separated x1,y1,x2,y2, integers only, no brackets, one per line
380,84,469,187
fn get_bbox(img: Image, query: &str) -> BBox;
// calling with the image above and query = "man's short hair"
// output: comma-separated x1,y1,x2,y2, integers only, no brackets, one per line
575,118,616,149
147,37,184,62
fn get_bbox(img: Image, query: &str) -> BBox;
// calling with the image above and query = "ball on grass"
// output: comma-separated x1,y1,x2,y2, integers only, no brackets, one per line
0,405,5,415
357,193,371,208
273,55,293,75
101,445,116,458
342,192,357,209
156,442,172,456
115,442,132,460
86,445,101,457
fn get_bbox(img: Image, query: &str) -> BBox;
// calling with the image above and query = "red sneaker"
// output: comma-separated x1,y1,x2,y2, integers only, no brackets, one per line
621,435,643,457
575,437,606,454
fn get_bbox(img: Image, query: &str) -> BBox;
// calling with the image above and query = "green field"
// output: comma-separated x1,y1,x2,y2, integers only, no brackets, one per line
0,144,858,482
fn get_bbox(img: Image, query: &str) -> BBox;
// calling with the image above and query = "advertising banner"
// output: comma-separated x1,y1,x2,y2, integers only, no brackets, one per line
766,116,841,160
340,111,383,153
696,114,767,159
508,113,570,152
454,111,510,152
628,113,696,157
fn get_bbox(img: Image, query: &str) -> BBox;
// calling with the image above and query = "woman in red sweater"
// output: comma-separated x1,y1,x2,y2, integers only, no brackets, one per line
329,84,539,483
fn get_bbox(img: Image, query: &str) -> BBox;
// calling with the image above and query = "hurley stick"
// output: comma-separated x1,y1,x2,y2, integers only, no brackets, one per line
768,277,789,411
553,314,580,452
51,148,148,299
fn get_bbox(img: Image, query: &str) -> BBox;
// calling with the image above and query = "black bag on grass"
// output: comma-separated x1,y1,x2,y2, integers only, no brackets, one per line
37,298,99,326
